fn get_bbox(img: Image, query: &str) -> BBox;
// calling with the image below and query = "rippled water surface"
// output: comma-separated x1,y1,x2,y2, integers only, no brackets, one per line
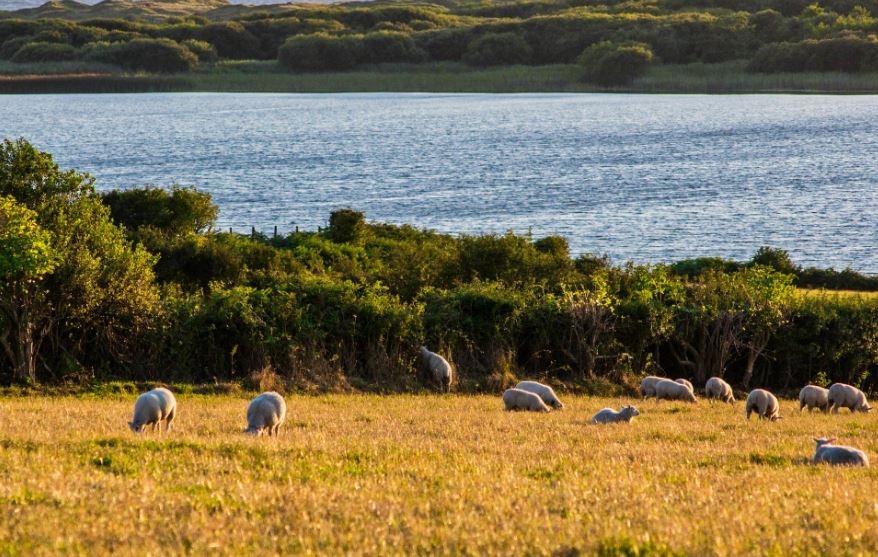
2,93,877,270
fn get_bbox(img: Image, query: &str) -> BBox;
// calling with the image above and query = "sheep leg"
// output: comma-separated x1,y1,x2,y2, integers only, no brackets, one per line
165,408,176,432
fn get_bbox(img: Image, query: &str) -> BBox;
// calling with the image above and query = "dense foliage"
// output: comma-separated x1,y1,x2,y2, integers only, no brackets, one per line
2,0,878,76
1,139,878,393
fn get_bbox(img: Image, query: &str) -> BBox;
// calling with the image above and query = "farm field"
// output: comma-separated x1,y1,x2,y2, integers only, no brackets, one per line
0,394,876,555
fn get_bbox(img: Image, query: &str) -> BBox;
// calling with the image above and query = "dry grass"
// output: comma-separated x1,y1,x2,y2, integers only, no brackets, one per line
0,394,876,555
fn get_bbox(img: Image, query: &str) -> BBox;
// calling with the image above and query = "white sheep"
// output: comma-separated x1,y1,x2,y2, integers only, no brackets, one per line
704,376,735,403
745,389,782,421
515,381,564,409
245,391,287,437
674,378,694,392
827,383,872,414
420,346,453,392
591,405,640,424
654,379,697,403
502,388,550,412
639,375,666,398
812,438,870,467
798,385,830,413
128,387,177,433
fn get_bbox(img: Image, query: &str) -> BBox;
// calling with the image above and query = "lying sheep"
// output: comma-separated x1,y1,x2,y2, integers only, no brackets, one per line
591,405,640,424
420,346,453,393
515,381,564,409
502,388,550,412
799,385,830,413
245,391,287,437
812,438,870,467
654,379,697,403
827,383,872,414
745,389,782,421
704,376,735,404
639,376,666,398
128,387,177,433
675,378,694,392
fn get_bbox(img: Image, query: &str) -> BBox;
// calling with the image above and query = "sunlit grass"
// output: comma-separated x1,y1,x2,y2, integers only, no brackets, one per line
0,394,875,555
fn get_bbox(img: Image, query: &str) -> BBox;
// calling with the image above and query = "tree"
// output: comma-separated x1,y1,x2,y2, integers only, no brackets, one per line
0,138,160,383
0,196,57,382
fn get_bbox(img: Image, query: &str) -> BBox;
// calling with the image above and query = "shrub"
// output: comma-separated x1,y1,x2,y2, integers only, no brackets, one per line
360,30,427,64
0,36,34,60
749,37,878,73
181,39,217,63
463,32,533,66
328,208,368,245
101,186,218,237
278,33,362,71
85,38,198,73
577,41,654,86
10,42,77,63
196,22,260,60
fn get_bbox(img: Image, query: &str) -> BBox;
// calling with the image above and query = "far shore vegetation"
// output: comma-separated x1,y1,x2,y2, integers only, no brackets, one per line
3,0,878,93
4,60,878,94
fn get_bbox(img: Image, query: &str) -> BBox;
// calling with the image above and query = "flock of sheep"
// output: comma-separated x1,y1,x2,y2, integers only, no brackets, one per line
126,346,872,468
502,375,872,467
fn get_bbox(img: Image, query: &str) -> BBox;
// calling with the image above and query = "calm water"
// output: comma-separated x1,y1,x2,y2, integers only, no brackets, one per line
2,93,877,271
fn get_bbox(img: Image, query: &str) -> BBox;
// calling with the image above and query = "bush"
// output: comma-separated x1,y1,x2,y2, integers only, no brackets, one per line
0,36,34,60
101,186,218,237
85,38,198,73
196,22,260,60
10,42,77,63
749,37,878,73
181,39,217,63
577,41,654,86
278,33,362,71
328,208,368,245
360,30,427,64
463,32,533,66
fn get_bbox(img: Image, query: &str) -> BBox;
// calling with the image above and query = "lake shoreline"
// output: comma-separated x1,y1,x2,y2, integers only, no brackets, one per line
4,61,878,94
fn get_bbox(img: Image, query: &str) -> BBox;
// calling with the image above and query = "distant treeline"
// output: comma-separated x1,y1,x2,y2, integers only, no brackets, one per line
2,0,878,84
2,138,878,393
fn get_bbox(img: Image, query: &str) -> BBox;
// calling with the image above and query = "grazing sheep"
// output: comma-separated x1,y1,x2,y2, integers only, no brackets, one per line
128,387,177,433
515,381,564,409
812,438,870,467
245,391,287,437
502,388,550,412
639,376,666,398
591,405,640,424
745,389,782,421
799,385,830,413
675,378,694,392
420,346,453,393
654,379,697,403
704,377,735,404
827,383,872,414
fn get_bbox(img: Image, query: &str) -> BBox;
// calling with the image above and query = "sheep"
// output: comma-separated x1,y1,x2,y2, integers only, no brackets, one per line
245,391,287,437
502,388,550,412
675,378,694,393
128,387,176,433
420,346,453,393
639,375,666,398
745,389,782,421
515,381,564,409
812,438,870,467
704,376,735,404
591,405,640,424
827,383,872,414
798,385,830,413
654,379,697,403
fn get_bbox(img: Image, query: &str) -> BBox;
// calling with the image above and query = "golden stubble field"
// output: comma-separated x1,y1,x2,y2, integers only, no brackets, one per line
0,394,876,556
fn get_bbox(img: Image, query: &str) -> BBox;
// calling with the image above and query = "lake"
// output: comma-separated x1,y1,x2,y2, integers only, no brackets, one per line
2,92,877,271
